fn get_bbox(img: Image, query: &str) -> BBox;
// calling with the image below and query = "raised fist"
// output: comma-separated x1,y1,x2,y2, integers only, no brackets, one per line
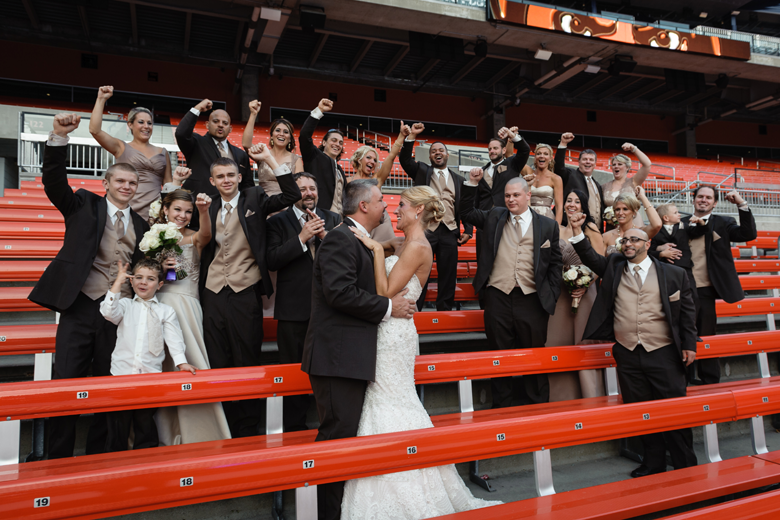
318,98,334,113
173,166,192,184
560,132,575,145
248,143,270,162
195,193,212,211
622,142,637,153
97,86,114,101
248,100,261,115
410,122,425,136
469,168,484,184
194,99,213,113
53,113,81,137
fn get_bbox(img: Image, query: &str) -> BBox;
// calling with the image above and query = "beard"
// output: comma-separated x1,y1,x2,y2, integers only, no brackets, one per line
378,210,386,225
300,197,317,211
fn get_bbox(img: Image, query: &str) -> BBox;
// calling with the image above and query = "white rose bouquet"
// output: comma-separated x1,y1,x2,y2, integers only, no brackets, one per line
562,264,594,314
148,199,162,221
603,206,618,227
139,222,186,281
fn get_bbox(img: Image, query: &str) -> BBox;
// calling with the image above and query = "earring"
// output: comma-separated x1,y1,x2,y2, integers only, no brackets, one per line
415,214,419,220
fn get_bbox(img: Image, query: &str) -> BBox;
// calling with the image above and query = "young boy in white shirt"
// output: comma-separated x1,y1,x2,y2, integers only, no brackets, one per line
100,258,197,452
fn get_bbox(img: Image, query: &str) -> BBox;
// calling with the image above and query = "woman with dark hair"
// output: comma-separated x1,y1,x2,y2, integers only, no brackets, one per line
89,85,172,220
242,100,304,196
151,179,232,445
545,188,606,401
299,98,348,213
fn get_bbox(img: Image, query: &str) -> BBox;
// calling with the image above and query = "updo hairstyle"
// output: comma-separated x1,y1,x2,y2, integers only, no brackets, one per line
402,185,445,226
152,189,194,226
614,192,641,213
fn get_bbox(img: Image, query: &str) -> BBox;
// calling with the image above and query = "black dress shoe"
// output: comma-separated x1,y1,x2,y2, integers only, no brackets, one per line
630,464,666,478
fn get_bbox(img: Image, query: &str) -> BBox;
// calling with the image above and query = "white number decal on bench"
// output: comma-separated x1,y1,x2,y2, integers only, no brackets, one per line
0,336,6,342
180,477,194,487
77,391,88,399
274,376,283,383
407,446,417,455
303,460,315,469
551,355,558,361
748,340,753,345
763,397,769,403
493,360,500,366
23,227,30,231
34,497,50,508
432,319,438,324
182,383,192,391
703,405,710,411
4,246,11,249
496,433,506,441
704,344,711,349
605,351,611,357
575,423,583,430
6,201,12,204
428,365,435,371
38,215,44,218
643,413,650,420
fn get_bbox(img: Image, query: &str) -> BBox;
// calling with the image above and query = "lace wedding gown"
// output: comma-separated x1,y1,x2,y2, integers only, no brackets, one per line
341,256,501,520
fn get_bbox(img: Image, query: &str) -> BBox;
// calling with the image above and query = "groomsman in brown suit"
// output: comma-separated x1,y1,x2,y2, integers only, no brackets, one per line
200,144,301,437
28,113,149,458
461,174,562,406
569,214,698,478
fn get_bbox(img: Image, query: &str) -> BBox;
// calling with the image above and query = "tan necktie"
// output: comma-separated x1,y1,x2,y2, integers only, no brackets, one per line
142,299,164,357
223,202,232,226
115,212,125,237
633,265,643,289
301,214,316,258
219,142,230,158
514,215,526,239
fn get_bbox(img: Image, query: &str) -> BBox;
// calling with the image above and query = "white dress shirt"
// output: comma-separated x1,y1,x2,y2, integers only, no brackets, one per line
349,218,393,322
626,255,653,285
100,291,188,375
663,224,676,235
220,192,241,225
510,207,533,237
689,213,711,226
213,137,230,155
433,168,449,183
485,158,505,179
106,198,131,236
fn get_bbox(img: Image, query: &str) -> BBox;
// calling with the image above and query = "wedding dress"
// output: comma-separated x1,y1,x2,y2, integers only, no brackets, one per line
341,255,501,519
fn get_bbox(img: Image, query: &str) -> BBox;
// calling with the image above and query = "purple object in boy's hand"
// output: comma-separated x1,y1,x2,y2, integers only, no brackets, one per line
166,269,177,282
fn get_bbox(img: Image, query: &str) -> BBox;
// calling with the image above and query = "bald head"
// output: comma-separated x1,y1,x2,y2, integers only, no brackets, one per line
504,177,531,215
206,109,232,142
505,177,528,192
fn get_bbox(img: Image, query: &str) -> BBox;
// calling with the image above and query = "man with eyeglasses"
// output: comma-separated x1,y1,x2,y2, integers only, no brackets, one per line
569,213,698,479
299,98,347,213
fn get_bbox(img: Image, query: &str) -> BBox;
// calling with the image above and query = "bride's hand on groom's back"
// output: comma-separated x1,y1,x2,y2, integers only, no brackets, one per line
390,289,415,320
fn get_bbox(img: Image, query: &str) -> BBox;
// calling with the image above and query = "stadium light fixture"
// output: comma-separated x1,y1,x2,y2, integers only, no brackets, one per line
261,8,282,22
534,47,552,61
584,64,601,74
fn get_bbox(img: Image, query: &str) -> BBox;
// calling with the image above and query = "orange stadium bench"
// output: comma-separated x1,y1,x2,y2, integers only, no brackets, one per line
0,260,49,281
0,222,64,240
735,259,780,273
0,208,64,223
0,387,754,519
657,482,780,519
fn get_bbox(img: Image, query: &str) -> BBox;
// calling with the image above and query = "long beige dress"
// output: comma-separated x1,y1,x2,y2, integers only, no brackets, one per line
545,239,605,401
155,241,232,444
116,144,167,221
529,185,555,220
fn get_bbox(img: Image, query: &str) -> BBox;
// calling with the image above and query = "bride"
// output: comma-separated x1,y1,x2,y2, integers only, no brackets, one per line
344,186,501,519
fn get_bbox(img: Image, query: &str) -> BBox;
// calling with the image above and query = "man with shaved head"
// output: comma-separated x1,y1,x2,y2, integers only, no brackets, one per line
175,98,254,197
461,173,562,407
569,212,698,479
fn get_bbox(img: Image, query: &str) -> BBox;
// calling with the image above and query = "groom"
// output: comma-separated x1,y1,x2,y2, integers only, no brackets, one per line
302,178,416,520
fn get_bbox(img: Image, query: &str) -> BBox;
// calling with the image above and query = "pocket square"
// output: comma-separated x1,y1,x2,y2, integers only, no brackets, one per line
540,239,551,248
245,209,255,217
712,231,721,242
669,290,680,302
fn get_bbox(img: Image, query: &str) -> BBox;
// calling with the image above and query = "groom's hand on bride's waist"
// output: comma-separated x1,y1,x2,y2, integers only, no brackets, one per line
391,289,416,320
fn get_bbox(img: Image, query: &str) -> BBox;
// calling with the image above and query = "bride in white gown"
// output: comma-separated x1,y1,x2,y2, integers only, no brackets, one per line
344,185,501,520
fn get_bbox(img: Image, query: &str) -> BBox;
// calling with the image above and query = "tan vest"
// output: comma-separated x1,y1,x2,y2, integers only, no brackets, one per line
330,163,344,215
488,216,536,295
585,176,601,221
613,264,673,352
429,171,457,231
484,165,495,189
206,209,261,293
689,235,711,288
82,215,136,300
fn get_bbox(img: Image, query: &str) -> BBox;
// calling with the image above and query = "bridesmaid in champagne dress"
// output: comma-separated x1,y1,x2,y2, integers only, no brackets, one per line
602,143,652,229
602,186,662,256
523,143,563,225
348,128,408,242
154,181,232,445
545,189,606,401
89,85,171,221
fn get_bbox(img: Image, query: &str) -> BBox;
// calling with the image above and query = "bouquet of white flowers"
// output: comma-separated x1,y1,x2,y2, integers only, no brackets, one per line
148,199,162,221
139,222,186,281
603,206,618,227
562,264,594,314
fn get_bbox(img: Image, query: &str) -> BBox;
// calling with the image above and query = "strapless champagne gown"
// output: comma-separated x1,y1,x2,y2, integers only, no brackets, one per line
530,185,555,220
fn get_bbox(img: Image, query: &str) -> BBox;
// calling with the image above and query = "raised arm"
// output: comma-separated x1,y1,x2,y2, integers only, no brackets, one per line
460,171,489,229
500,127,531,174
554,132,575,185
248,144,302,213
723,190,757,242
192,194,213,253
623,143,651,187
175,99,211,156
636,186,662,239
89,86,125,157
570,213,610,276
375,125,408,188
299,99,332,165
398,123,427,184
44,113,83,217
242,100,261,150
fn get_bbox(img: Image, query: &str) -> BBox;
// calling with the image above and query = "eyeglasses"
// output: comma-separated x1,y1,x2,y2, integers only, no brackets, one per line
620,237,647,244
